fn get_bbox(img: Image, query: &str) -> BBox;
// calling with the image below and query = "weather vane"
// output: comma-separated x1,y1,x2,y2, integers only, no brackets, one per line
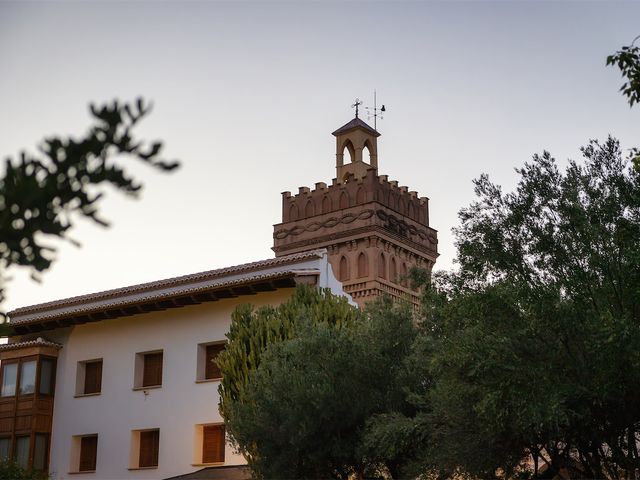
364,90,386,131
351,98,363,118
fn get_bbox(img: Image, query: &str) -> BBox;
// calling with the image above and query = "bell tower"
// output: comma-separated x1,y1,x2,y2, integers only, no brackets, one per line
272,115,438,308
333,117,380,182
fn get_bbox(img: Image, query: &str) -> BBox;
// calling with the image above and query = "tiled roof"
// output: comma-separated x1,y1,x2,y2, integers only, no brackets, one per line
0,337,62,351
8,250,325,320
332,118,380,137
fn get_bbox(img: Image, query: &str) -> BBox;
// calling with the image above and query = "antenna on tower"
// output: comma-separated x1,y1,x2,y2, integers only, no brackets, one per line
365,90,386,131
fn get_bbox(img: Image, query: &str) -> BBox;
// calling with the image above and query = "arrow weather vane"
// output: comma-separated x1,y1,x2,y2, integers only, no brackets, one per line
365,90,386,131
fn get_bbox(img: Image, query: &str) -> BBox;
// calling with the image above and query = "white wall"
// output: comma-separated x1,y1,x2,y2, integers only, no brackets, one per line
48,289,292,480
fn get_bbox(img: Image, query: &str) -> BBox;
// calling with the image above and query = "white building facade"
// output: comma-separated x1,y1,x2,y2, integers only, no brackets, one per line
4,250,346,480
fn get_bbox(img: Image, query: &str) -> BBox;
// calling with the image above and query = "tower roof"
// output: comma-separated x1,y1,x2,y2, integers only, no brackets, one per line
332,118,380,137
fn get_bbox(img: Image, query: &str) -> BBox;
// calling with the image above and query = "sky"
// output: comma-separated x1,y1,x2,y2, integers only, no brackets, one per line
1,0,639,312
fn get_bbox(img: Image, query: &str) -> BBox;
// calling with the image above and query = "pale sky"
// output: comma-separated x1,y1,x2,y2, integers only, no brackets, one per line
1,0,638,312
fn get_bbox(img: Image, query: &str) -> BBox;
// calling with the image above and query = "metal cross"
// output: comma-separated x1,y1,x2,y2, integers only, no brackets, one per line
351,98,362,118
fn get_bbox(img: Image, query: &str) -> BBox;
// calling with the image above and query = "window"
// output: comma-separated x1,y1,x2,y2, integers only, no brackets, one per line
14,436,29,468
19,360,36,395
84,360,102,395
202,343,225,380
39,358,55,395
138,430,159,468
357,252,368,278
134,351,163,389
143,353,163,387
33,434,49,471
339,256,349,281
1,363,17,397
79,435,98,472
202,425,225,464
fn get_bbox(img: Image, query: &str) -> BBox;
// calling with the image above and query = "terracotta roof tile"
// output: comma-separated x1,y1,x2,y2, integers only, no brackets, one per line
0,337,62,351
8,250,326,319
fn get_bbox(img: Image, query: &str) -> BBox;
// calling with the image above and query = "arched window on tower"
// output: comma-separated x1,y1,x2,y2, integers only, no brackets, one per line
363,142,371,165
357,252,368,278
339,256,349,282
305,200,315,217
356,187,365,204
378,252,386,279
322,196,332,213
401,262,408,287
339,191,349,209
342,140,355,164
390,257,397,283
289,204,298,221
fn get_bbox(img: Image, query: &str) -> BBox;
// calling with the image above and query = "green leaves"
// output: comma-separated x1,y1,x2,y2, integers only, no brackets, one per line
426,137,640,479
0,98,179,314
607,37,640,107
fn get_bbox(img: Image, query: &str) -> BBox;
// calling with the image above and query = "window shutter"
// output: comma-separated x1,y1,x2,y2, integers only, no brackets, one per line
142,353,163,387
205,345,225,380
139,430,159,467
79,436,98,472
84,361,102,395
202,425,225,463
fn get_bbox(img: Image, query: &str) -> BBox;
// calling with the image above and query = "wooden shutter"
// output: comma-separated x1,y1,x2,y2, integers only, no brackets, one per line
84,361,102,395
202,425,225,463
205,344,225,380
139,430,159,468
79,435,98,472
142,353,163,387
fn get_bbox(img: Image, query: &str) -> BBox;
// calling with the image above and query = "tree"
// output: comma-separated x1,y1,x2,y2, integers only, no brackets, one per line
219,292,420,479
0,98,179,318
420,137,640,479
217,285,361,469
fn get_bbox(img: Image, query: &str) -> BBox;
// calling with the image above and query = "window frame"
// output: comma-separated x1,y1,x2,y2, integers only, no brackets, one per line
196,342,226,382
201,424,225,465
133,350,164,390
129,428,160,470
75,359,103,397
0,355,56,399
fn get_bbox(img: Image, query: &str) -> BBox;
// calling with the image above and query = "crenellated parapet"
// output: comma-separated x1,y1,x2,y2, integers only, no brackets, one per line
280,168,430,226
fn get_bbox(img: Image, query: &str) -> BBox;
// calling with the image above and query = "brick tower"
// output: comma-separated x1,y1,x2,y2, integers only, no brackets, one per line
272,116,438,307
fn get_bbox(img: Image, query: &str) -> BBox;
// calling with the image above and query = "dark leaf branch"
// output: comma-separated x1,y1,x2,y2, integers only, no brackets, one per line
0,98,179,310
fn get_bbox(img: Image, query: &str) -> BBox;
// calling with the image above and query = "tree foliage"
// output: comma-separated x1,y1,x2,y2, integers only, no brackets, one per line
217,285,361,466
0,98,179,315
607,35,640,167
424,137,640,479
0,460,48,480
608,35,640,108
219,292,419,479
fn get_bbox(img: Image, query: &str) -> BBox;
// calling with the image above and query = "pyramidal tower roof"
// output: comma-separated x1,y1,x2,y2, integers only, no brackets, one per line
331,117,380,137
